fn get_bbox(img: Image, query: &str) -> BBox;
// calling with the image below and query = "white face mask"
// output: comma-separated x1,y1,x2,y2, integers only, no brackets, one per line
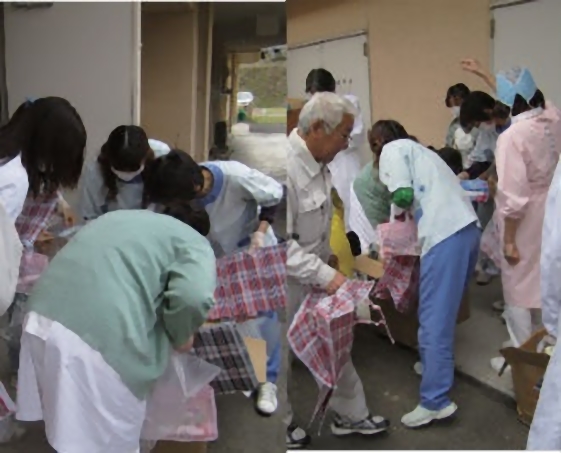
450,106,460,118
111,165,144,182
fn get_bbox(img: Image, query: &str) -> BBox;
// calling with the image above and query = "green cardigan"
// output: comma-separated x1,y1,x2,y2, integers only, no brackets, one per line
353,163,392,228
28,210,216,399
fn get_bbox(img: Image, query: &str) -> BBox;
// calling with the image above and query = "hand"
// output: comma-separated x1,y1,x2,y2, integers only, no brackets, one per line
458,172,470,180
326,271,346,296
461,58,485,77
58,198,76,227
175,335,195,353
503,242,520,266
36,230,54,242
249,231,266,252
327,254,339,270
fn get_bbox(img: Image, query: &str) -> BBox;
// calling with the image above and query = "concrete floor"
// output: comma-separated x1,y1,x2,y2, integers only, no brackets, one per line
291,325,528,450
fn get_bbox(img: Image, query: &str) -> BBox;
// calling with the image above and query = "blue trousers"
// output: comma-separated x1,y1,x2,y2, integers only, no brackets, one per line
418,222,480,410
257,311,281,383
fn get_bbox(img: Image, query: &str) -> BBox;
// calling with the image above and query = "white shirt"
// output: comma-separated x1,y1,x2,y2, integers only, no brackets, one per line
379,139,477,256
327,94,365,232
0,154,29,222
286,129,337,289
348,186,377,253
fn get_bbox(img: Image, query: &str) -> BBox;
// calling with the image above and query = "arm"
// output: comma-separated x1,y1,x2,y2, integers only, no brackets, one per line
163,239,217,349
378,144,415,210
541,162,561,337
286,177,337,289
461,59,497,92
495,136,529,263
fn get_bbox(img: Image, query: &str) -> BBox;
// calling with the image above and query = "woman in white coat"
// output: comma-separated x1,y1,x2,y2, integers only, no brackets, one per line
143,150,285,416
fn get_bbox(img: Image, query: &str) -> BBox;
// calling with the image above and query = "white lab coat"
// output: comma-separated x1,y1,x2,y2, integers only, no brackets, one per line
199,160,283,257
327,94,366,232
0,154,29,223
378,139,478,256
0,201,22,316
527,157,561,450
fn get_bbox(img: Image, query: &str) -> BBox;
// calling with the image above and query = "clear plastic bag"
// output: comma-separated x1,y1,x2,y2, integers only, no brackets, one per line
141,353,221,443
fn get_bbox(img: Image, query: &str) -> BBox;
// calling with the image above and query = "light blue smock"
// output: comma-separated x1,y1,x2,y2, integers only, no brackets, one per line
78,139,170,221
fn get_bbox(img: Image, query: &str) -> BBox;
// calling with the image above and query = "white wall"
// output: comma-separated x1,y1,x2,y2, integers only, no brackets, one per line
4,2,139,167
493,0,561,107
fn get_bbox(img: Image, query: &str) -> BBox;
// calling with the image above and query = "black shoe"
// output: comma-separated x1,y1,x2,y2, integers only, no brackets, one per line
286,423,311,449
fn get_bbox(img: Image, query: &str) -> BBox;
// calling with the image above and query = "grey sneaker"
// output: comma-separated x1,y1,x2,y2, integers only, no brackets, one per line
286,424,311,449
331,414,390,437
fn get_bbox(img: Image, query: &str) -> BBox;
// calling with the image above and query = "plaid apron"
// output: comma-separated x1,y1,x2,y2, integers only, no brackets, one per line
287,280,390,430
207,243,288,322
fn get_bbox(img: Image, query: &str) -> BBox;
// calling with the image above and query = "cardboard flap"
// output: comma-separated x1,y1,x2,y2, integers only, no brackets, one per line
353,255,384,279
243,337,267,383
501,346,550,369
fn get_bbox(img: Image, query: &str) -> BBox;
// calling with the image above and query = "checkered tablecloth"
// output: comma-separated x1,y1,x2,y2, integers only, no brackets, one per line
193,322,258,395
207,243,288,322
15,192,58,248
288,280,390,429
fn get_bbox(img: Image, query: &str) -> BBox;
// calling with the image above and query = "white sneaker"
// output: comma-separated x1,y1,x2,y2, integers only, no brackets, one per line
401,403,457,428
490,357,510,374
413,361,423,375
492,300,505,312
255,382,277,416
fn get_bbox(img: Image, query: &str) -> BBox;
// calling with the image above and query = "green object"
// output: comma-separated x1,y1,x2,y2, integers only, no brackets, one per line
392,187,415,209
28,210,216,399
353,163,392,228
237,109,247,122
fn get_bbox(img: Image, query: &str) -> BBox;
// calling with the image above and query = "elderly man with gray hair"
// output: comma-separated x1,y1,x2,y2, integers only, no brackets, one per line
283,92,390,449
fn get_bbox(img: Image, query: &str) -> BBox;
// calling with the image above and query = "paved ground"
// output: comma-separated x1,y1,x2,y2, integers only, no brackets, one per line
290,324,528,450
248,123,286,134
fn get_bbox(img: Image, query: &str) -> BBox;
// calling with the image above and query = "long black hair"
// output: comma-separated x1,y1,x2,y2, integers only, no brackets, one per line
305,68,336,94
0,97,86,197
98,125,152,202
143,149,204,207
511,89,546,117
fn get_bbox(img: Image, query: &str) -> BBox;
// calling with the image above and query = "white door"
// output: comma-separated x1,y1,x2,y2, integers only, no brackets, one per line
492,0,561,107
287,33,372,164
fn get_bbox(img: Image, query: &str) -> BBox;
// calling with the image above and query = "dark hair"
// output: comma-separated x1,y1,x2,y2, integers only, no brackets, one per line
445,83,471,108
369,120,410,154
408,135,419,143
492,101,511,120
305,68,336,94
459,91,496,131
97,125,152,201
162,201,210,237
0,97,86,197
511,89,546,117
143,149,204,207
437,147,463,175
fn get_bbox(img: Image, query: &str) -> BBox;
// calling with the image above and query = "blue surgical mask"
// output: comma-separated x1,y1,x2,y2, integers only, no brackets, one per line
496,67,537,108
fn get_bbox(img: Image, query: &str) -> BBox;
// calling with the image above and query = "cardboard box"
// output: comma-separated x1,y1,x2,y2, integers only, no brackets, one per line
354,255,471,349
501,329,550,426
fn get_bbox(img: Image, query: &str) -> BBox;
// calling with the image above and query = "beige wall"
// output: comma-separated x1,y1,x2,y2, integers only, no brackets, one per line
141,10,195,154
287,0,491,147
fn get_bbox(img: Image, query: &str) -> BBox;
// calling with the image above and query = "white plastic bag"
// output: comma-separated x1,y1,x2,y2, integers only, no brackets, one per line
141,353,220,443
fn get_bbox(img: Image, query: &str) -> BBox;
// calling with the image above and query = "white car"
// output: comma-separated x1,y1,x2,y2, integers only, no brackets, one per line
237,91,254,107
